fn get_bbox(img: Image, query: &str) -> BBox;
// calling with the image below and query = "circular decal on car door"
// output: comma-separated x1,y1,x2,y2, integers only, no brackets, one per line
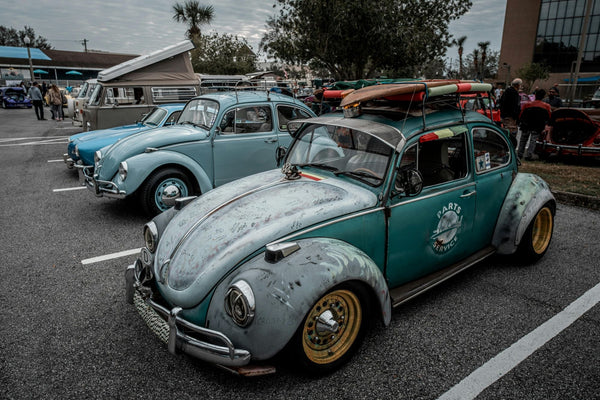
431,202,463,253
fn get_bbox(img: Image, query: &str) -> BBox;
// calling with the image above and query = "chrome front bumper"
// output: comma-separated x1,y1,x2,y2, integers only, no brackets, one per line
536,140,600,156
83,166,127,199
125,262,252,368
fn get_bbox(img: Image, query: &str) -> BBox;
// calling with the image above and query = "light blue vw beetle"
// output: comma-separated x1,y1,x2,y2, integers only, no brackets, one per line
64,103,185,170
84,91,315,215
125,81,556,375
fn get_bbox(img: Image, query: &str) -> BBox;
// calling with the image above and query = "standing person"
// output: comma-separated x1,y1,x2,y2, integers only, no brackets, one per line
545,87,563,109
28,81,46,120
48,84,63,121
41,81,48,105
518,89,552,161
500,78,522,144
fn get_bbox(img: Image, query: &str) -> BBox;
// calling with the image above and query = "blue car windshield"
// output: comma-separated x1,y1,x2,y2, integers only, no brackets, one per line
141,108,168,127
178,99,219,129
287,123,393,186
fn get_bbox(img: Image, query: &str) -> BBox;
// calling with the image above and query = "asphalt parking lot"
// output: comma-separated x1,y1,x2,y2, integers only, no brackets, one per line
1,106,599,400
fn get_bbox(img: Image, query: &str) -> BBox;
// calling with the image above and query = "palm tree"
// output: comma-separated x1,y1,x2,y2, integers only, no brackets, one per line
172,1,215,42
477,41,490,79
472,49,479,79
453,36,467,78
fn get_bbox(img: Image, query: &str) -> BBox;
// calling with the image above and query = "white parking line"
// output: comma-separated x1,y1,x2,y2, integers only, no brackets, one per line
438,282,600,400
47,159,64,163
81,248,142,265
53,186,86,192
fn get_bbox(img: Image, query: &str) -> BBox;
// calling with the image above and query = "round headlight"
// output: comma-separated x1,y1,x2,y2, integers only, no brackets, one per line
74,145,80,157
143,221,158,253
224,280,255,327
94,150,102,163
118,161,128,181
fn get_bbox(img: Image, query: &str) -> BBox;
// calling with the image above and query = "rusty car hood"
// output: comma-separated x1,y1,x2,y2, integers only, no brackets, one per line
154,169,378,308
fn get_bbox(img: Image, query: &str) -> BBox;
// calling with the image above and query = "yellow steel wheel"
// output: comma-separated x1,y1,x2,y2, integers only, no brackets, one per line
531,207,553,254
301,289,362,365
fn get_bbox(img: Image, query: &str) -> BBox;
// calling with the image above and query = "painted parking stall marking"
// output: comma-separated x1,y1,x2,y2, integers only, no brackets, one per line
0,136,69,147
81,248,142,265
53,186,86,192
438,282,600,400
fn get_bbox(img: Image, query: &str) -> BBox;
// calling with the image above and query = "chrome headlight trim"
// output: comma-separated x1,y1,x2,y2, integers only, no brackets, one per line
118,161,128,181
74,145,79,157
143,221,159,253
94,150,102,163
224,280,255,327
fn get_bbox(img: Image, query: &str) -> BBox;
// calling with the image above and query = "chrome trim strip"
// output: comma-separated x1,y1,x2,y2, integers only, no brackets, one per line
167,178,288,263
536,140,600,154
269,207,385,245
390,182,476,208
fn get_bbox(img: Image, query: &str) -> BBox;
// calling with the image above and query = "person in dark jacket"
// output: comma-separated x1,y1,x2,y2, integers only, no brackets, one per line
500,78,522,144
518,89,552,160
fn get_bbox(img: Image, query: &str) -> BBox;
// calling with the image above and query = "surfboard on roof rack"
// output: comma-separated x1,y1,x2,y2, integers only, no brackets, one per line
340,80,493,108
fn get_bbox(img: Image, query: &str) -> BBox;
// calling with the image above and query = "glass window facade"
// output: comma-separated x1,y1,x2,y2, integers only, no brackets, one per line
534,0,600,72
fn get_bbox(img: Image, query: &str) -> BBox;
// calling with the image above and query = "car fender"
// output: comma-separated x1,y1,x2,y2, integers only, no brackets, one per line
492,173,556,254
205,237,391,361
115,150,213,195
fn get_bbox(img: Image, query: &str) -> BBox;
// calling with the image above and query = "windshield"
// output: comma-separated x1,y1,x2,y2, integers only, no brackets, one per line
77,82,94,98
88,83,103,106
178,99,219,129
141,107,168,126
286,123,393,186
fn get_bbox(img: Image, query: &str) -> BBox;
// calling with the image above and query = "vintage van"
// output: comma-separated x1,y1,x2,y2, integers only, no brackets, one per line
81,41,199,131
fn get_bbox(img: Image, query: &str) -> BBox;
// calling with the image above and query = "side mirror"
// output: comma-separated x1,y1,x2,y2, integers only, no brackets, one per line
395,168,423,197
276,146,287,166
287,120,303,137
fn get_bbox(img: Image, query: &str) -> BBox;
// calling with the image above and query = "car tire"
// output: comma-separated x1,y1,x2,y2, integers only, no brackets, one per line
289,282,370,374
517,203,554,263
140,167,193,216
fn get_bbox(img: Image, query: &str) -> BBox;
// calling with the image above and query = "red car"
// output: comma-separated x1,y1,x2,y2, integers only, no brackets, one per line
461,94,501,124
536,108,600,159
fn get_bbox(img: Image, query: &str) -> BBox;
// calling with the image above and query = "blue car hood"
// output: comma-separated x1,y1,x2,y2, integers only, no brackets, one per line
69,123,148,164
96,125,209,180
154,169,378,308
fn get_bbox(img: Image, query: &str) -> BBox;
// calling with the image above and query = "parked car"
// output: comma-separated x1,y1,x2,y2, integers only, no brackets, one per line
69,79,97,126
84,90,315,215
125,81,556,375
535,108,600,159
461,94,501,124
0,87,32,108
64,103,185,170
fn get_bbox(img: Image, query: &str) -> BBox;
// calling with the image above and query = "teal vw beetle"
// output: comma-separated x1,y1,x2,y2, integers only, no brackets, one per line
126,81,555,375
85,90,315,215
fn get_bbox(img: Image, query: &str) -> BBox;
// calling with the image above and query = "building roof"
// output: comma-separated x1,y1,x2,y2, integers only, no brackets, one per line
0,45,138,71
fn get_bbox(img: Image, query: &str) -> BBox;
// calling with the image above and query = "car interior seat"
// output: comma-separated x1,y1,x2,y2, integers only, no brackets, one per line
419,141,454,186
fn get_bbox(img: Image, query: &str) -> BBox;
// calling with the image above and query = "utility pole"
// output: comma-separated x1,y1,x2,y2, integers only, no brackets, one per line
81,39,88,52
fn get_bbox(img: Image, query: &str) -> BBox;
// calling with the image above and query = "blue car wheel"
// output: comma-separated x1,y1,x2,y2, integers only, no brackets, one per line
140,168,193,216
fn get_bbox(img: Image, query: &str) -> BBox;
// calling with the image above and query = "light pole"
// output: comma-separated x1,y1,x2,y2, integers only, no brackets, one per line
23,36,34,83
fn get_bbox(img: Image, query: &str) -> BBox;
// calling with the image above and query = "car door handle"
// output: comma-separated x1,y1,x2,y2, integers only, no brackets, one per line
460,190,476,198
264,137,278,143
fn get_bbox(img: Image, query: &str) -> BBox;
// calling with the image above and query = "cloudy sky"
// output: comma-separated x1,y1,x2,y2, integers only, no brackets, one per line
2,0,507,60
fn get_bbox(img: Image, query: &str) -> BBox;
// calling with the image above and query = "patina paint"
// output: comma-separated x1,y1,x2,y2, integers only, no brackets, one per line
155,169,378,308
492,173,555,254
206,237,391,360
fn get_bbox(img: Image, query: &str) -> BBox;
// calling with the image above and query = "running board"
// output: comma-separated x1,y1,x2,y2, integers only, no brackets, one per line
390,246,496,308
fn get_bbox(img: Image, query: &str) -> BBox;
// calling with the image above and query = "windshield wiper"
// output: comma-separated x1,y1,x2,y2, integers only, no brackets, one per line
334,170,383,182
180,121,209,129
296,163,339,172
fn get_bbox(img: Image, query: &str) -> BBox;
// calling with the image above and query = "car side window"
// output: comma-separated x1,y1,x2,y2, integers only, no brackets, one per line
416,131,468,187
220,106,273,134
472,127,510,173
277,105,312,130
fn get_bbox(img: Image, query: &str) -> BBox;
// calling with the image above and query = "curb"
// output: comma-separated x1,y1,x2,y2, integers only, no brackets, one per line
552,191,600,211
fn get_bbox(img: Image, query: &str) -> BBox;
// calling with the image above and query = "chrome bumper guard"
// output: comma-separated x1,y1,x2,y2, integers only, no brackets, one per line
63,153,75,169
536,140,600,156
82,166,127,199
125,263,251,368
